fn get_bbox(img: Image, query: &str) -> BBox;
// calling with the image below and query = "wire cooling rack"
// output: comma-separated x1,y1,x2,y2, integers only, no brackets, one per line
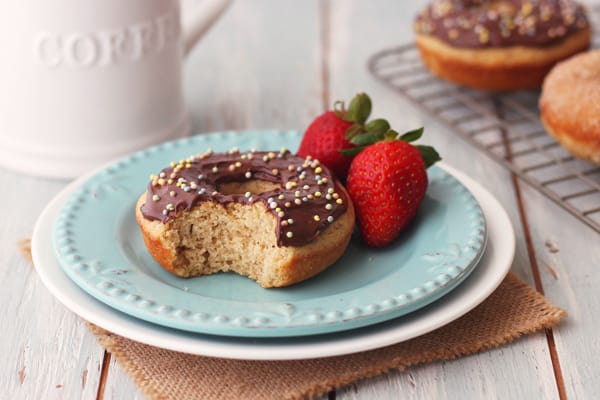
368,7,600,233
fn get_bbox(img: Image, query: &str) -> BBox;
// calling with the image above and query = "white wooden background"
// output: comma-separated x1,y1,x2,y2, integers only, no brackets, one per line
3,1,600,399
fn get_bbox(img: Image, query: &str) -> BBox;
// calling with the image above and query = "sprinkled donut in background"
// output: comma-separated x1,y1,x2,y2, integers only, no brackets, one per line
135,148,355,288
414,0,591,91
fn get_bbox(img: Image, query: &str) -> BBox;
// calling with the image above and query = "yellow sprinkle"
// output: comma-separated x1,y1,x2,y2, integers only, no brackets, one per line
313,215,321,222
315,167,322,174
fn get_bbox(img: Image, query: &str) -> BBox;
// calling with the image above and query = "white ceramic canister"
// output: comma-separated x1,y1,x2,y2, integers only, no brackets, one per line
0,0,231,178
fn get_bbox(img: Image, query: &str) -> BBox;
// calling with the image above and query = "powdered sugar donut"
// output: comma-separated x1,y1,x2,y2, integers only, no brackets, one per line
540,50,600,165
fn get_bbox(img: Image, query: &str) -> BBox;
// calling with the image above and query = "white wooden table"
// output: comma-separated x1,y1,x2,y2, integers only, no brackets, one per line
4,1,600,399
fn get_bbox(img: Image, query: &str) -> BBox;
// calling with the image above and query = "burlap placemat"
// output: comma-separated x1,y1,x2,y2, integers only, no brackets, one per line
89,272,564,400
20,241,565,400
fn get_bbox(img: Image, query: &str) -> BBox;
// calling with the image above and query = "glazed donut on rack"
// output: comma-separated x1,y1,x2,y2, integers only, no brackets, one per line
540,49,600,165
414,0,591,91
135,147,355,288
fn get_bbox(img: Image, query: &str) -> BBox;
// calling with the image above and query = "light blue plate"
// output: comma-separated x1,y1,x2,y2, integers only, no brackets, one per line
53,130,486,338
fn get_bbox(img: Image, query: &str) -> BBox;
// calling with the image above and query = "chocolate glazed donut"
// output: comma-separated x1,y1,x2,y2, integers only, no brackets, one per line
140,148,348,246
136,148,356,288
414,0,591,91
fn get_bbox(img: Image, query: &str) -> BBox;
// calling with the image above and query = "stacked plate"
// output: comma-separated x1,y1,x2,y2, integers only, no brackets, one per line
32,130,515,360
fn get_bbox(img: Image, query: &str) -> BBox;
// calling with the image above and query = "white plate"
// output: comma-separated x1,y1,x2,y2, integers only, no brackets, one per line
32,163,514,360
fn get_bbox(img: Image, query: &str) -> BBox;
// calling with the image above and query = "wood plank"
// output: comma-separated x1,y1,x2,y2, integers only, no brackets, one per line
0,172,105,400
518,182,600,399
182,0,324,133
101,0,325,397
325,0,560,398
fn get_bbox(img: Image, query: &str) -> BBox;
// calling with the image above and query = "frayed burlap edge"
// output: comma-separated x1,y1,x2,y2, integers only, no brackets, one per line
85,272,565,400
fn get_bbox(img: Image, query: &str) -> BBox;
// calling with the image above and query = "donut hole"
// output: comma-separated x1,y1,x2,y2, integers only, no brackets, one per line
218,180,281,195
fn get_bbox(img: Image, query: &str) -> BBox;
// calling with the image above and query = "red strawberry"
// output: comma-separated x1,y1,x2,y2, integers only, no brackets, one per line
298,93,372,180
345,128,440,247
298,111,354,179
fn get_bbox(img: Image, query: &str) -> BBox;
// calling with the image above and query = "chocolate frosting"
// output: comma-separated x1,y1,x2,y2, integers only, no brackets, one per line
140,148,349,247
414,0,589,48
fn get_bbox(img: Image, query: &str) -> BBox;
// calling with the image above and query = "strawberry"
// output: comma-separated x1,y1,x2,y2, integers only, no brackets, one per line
298,93,372,180
345,127,440,248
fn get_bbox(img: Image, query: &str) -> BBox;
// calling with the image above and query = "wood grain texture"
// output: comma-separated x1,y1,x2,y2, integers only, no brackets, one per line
0,172,105,400
3,0,600,399
326,0,562,398
101,0,325,398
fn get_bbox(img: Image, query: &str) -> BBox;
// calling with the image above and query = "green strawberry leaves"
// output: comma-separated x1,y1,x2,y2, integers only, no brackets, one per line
335,93,372,125
334,92,440,168
415,145,441,168
399,127,424,142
